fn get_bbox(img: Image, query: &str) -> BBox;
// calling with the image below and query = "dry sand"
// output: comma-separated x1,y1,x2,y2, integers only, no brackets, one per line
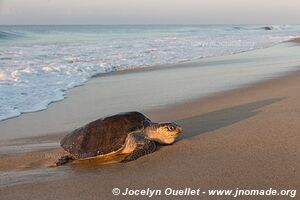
0,41,300,199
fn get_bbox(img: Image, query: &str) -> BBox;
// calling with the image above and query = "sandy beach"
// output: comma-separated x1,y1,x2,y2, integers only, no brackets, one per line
0,40,300,199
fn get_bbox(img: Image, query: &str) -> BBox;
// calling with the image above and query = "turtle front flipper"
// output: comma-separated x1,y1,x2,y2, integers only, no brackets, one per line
122,135,156,162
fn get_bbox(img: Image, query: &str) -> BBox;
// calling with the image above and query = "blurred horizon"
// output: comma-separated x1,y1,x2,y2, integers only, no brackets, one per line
1,24,300,26
1,0,300,25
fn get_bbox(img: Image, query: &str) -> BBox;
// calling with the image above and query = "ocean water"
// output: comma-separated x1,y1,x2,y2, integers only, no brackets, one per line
0,25,300,121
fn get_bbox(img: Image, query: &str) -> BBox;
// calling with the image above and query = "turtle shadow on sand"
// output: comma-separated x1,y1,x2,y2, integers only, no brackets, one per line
175,97,285,140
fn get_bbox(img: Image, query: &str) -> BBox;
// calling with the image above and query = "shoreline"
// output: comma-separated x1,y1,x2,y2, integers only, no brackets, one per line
93,37,300,78
1,68,298,144
1,40,300,141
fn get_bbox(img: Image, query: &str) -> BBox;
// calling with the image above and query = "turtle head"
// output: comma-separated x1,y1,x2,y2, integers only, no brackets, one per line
144,122,183,144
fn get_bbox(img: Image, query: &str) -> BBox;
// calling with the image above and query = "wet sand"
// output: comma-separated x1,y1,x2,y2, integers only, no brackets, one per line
0,41,300,199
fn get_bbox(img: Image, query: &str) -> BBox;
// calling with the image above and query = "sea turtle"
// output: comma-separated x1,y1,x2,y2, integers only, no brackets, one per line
56,112,182,165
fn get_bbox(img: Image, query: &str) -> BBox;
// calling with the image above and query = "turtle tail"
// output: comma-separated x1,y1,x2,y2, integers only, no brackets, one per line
56,155,75,166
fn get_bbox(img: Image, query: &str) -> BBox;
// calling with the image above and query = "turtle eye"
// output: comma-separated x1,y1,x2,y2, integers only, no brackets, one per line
167,126,175,131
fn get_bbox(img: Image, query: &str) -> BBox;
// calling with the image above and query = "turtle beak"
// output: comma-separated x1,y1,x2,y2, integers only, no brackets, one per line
176,126,183,136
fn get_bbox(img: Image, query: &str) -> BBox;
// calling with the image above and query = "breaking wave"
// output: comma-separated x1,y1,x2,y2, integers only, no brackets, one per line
233,25,289,31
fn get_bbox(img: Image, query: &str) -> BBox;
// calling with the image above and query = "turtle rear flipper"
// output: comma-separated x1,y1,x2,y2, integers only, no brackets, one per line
122,136,156,162
56,155,74,166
